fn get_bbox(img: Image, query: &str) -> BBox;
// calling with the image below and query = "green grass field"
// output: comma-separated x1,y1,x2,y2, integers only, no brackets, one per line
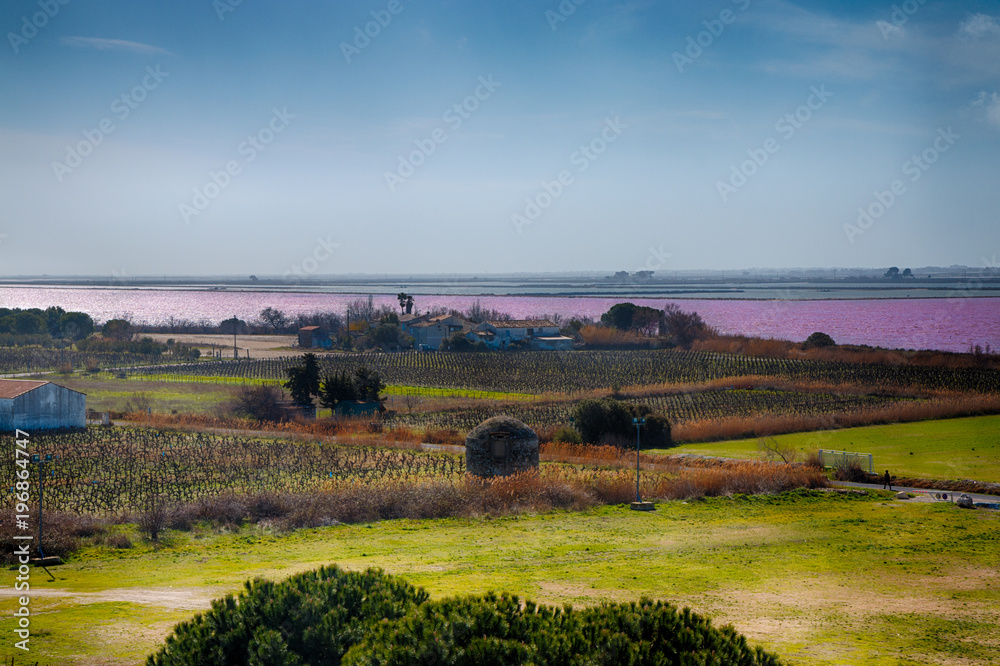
2,491,997,666
657,415,1000,483
56,376,235,414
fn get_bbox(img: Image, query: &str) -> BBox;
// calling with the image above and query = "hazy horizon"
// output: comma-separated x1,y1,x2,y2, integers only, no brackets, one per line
2,1,999,277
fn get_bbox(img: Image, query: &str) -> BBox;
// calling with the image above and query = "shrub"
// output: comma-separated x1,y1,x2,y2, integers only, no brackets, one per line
230,384,284,422
149,568,783,666
343,592,782,666
804,331,836,349
137,497,167,542
551,424,582,444
572,398,633,444
833,459,870,483
122,392,153,416
423,428,463,445
572,399,671,448
146,566,428,666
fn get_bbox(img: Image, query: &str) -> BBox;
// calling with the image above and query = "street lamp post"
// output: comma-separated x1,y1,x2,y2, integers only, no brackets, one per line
632,417,645,503
29,453,57,578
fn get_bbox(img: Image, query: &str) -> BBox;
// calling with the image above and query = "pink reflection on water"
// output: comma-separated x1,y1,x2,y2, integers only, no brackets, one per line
0,286,996,353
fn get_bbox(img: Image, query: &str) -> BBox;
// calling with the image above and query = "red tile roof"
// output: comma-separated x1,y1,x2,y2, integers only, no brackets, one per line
0,380,49,399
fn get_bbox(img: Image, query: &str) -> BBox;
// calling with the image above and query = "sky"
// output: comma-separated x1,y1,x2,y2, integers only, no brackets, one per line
0,0,998,277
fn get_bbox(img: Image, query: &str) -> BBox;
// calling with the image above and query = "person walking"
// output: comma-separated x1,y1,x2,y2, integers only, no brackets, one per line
883,469,892,491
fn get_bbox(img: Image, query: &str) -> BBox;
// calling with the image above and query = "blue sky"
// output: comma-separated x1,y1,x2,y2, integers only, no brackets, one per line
1,0,998,276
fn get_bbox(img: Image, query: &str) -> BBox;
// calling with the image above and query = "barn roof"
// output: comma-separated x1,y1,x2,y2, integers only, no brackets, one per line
0,380,51,399
0,380,85,400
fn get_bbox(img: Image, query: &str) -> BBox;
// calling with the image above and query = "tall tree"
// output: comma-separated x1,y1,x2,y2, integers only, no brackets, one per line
259,307,289,332
318,372,358,409
283,353,321,406
352,366,386,403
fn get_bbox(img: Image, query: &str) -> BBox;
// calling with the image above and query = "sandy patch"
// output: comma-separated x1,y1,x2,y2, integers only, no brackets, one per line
147,333,299,360
0,586,222,611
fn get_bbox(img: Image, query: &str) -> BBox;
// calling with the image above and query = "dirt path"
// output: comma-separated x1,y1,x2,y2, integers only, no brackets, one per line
0,585,223,611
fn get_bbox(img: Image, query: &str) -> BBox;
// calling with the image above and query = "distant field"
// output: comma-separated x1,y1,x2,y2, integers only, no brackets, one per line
122,349,1000,394
55,376,234,414
2,492,997,666
656,415,1000,483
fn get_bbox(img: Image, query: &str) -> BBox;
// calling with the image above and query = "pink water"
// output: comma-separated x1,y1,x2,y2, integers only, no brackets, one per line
1,287,996,353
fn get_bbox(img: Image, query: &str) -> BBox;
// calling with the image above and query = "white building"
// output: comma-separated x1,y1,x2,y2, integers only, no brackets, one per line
409,314,472,350
0,380,86,431
474,320,570,350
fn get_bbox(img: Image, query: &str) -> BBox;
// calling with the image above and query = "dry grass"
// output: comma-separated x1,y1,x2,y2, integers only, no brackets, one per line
693,334,1000,370
0,462,827,563
671,393,1000,443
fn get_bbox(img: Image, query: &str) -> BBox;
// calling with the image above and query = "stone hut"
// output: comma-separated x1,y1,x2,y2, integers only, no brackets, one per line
465,416,539,478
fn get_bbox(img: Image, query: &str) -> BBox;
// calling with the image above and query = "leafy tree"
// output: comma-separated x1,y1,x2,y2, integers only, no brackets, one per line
44,306,66,336
283,353,321,406
231,384,284,421
101,318,134,341
440,331,485,352
59,312,95,340
361,323,411,350
804,331,836,348
219,316,248,335
661,303,709,349
572,399,671,448
600,302,639,330
352,365,385,403
318,371,358,409
572,398,634,444
259,307,288,332
902,268,914,278
600,302,662,335
884,266,900,279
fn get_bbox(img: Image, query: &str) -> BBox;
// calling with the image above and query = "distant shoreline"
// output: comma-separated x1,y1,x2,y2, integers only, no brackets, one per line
2,281,999,301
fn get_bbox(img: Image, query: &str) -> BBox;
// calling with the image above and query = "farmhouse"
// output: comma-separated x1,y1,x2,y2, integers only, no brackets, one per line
409,314,472,350
0,380,86,431
298,326,332,349
474,320,570,350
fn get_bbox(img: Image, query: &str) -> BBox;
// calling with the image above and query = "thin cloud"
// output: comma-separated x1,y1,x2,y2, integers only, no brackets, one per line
959,13,1000,40
971,91,1000,129
61,36,173,55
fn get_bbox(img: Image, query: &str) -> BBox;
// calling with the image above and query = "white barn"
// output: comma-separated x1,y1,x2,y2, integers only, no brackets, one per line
0,380,86,431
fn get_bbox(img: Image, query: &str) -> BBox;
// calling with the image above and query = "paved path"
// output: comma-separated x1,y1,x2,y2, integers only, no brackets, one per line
832,480,1000,504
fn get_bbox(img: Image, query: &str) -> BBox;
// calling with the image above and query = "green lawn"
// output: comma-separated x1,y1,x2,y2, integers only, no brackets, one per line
2,491,998,665
657,415,1000,483
55,376,235,414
